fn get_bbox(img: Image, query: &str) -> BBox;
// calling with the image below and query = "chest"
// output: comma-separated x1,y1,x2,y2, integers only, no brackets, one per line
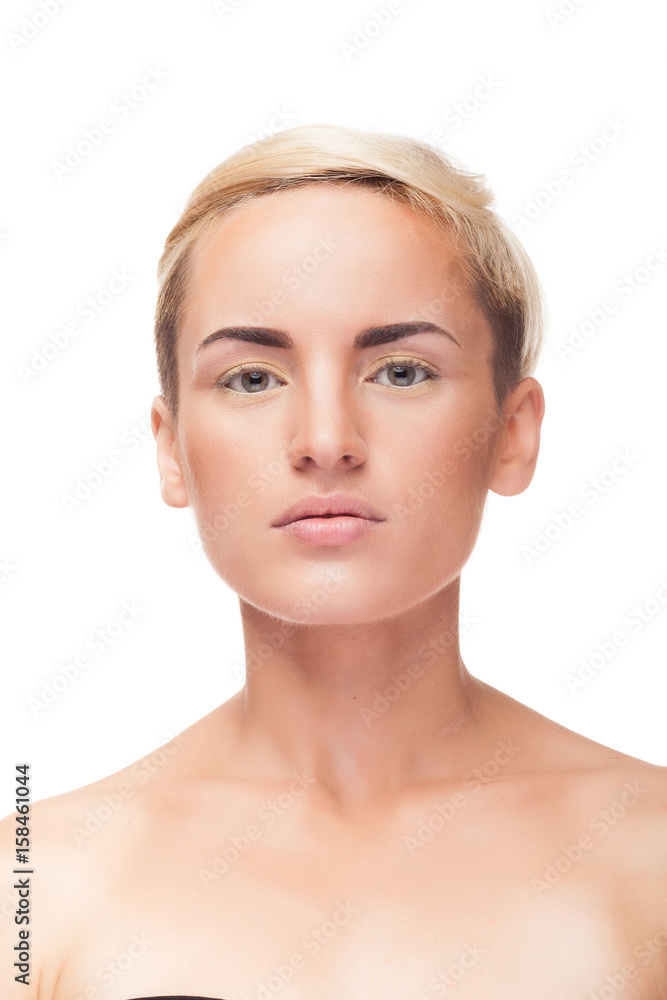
56,834,663,1000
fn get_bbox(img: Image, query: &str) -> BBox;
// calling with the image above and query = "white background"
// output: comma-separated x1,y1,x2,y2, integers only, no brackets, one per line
1,0,665,814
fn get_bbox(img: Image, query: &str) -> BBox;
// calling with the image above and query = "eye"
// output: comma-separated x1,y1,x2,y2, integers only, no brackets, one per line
215,356,441,394
216,365,285,394
368,357,440,388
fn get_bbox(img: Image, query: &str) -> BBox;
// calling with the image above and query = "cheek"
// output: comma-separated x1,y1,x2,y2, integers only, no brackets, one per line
399,410,497,547
180,425,280,556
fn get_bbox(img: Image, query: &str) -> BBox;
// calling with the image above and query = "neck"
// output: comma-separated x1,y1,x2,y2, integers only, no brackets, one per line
228,579,493,813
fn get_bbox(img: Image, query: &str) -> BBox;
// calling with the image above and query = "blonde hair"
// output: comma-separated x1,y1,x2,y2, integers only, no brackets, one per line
155,123,545,421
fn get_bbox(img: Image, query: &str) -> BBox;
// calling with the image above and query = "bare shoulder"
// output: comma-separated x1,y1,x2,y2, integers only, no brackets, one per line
498,687,667,929
26,723,203,863
20,700,234,857
566,747,667,956
0,722,208,997
577,749,667,902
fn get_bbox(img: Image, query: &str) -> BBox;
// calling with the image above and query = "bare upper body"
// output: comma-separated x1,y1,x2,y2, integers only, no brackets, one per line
6,172,666,1000
2,680,666,1000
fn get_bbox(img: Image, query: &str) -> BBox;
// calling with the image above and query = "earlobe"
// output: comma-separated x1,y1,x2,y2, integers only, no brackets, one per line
151,395,189,508
488,377,545,498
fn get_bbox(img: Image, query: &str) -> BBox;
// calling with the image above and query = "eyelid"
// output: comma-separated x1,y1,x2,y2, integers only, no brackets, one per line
366,355,442,380
215,355,442,392
215,362,286,390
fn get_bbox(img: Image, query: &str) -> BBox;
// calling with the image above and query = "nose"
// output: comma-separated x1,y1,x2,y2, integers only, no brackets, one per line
286,371,368,472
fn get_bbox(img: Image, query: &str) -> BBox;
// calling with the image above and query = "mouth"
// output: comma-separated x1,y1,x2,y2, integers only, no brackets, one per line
271,493,385,545
275,513,383,546
272,492,385,528
298,513,352,519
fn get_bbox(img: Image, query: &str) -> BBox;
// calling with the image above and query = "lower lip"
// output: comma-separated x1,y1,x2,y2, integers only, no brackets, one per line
276,515,383,545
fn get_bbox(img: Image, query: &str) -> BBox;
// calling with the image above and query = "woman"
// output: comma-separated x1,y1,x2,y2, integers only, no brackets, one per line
3,124,666,1000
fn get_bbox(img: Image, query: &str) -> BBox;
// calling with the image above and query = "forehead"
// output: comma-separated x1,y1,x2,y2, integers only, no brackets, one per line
179,182,491,362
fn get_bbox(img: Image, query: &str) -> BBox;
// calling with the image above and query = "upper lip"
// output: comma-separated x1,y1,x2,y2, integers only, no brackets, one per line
272,492,385,527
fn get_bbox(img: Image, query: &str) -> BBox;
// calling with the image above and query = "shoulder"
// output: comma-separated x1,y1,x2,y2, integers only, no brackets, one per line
518,705,667,931
486,683,667,914
0,729,200,996
583,754,667,898
529,699,667,859
30,726,199,862
571,754,667,966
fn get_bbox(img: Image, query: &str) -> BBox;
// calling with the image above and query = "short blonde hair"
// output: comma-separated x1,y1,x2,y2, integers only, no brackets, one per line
155,123,545,420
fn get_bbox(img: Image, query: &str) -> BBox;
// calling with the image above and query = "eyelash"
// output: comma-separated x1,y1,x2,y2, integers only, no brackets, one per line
215,356,442,392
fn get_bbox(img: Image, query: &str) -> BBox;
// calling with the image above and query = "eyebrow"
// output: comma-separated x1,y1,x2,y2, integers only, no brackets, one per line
196,320,461,354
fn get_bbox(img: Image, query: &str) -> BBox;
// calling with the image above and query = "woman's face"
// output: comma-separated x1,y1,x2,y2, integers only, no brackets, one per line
155,183,515,625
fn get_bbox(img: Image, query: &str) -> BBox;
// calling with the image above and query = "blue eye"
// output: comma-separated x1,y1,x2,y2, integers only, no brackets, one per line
368,356,441,387
216,367,284,393
371,363,432,387
216,357,440,394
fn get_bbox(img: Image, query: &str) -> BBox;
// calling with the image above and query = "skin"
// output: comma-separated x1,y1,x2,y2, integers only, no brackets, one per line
2,184,666,1000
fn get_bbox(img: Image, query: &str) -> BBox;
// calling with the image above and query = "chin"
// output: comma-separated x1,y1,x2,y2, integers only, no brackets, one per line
236,574,428,628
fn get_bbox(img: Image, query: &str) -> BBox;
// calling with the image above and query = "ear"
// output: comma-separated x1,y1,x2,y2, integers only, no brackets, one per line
151,395,189,508
488,377,545,497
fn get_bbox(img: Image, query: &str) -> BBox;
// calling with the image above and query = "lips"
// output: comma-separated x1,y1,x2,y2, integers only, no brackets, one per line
272,492,384,527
